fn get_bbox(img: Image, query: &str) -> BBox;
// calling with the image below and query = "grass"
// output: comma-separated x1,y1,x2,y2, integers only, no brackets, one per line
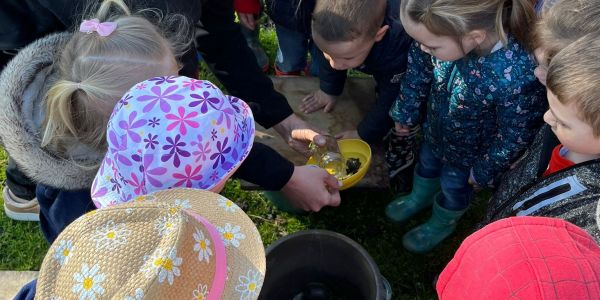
0,26,490,299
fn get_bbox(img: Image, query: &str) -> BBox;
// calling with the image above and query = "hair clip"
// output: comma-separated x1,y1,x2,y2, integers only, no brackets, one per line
79,18,117,37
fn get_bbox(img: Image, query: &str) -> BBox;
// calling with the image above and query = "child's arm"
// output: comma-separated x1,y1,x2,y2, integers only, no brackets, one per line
471,72,547,187
316,48,347,100
234,0,262,30
389,42,433,128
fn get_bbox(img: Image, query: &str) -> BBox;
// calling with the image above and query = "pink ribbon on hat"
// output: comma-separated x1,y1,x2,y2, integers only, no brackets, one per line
79,18,117,36
190,213,227,300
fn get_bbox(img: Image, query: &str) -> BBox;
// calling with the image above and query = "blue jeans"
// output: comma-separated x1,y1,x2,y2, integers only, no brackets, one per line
275,25,320,75
416,143,473,210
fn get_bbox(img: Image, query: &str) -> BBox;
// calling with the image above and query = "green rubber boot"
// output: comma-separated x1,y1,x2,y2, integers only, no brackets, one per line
385,170,441,223
402,199,467,253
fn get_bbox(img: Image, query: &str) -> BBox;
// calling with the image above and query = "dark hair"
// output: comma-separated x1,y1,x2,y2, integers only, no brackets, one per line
312,0,387,42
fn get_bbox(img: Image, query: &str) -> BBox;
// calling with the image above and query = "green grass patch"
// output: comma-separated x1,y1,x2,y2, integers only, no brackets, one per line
0,148,48,271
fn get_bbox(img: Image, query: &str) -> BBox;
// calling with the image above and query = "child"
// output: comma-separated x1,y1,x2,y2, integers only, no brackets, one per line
532,0,600,87
485,31,600,242
268,0,319,76
16,189,266,300
234,0,269,73
306,0,415,179
91,75,255,207
0,0,192,243
385,0,546,253
437,217,600,299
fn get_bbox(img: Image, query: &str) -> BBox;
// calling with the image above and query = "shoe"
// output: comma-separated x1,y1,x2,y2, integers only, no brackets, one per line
3,186,40,221
402,198,467,253
385,168,440,223
386,125,420,178
274,64,302,76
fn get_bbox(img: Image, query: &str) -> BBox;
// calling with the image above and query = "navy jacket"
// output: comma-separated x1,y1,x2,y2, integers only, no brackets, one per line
317,0,412,142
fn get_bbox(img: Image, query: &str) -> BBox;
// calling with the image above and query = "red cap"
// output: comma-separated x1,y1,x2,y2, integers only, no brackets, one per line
437,217,600,299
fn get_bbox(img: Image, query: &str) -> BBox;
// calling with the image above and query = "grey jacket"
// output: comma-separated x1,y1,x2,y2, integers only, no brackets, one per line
484,125,600,242
0,32,104,190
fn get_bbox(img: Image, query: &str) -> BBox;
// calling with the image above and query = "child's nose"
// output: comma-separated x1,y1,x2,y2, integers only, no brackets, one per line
329,59,345,70
419,44,431,54
543,110,553,125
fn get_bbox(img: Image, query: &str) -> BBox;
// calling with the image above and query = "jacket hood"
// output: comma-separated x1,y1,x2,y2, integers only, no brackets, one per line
0,32,104,190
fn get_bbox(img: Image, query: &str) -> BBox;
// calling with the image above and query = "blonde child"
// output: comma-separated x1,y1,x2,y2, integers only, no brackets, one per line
91,75,255,207
485,23,600,242
385,0,546,253
0,0,193,243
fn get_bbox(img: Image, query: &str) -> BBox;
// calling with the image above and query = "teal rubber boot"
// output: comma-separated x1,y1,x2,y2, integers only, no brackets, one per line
385,171,441,223
402,199,467,253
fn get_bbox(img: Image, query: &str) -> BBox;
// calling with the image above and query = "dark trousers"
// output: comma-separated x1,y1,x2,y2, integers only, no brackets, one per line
36,184,96,244
5,158,37,200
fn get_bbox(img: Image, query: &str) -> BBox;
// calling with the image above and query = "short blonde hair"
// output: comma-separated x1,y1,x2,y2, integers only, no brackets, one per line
42,0,191,153
546,33,600,137
401,0,536,51
534,0,600,66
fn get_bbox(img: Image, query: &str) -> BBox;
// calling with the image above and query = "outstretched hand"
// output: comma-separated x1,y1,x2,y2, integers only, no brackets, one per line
273,114,328,157
299,89,337,114
282,165,342,212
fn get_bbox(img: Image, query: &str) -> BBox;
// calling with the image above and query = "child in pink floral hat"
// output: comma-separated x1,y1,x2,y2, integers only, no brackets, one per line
91,76,255,208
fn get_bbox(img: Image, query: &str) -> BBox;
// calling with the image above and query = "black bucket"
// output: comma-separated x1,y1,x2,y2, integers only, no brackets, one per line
258,230,392,300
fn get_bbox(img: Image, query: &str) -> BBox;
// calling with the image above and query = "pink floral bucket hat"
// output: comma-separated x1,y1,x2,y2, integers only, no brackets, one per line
92,76,255,208
37,189,266,299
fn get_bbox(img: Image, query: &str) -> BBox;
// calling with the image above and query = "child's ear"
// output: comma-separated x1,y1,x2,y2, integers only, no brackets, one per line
374,25,390,42
467,29,487,46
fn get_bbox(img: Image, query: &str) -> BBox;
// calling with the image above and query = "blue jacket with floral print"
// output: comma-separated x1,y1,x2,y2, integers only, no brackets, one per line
390,37,547,186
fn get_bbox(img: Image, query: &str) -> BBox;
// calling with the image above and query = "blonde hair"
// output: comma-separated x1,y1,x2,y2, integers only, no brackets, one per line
400,0,536,51
534,0,600,66
546,33,600,137
42,0,191,152
312,0,387,42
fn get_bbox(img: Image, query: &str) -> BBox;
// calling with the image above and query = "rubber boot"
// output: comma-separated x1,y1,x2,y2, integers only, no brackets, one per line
385,170,441,223
402,198,467,253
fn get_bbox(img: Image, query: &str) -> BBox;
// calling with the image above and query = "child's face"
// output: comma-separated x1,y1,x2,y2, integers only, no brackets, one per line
544,90,600,155
401,15,479,62
314,26,389,71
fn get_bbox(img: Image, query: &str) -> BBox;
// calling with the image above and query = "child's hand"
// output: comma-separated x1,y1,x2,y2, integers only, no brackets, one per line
335,130,360,140
394,123,411,136
238,13,257,30
468,170,483,192
300,90,337,114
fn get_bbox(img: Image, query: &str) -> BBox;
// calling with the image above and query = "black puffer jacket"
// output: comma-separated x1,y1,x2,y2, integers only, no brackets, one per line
484,125,600,242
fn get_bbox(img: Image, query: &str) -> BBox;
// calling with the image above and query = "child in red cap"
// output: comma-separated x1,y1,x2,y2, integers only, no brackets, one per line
437,216,600,299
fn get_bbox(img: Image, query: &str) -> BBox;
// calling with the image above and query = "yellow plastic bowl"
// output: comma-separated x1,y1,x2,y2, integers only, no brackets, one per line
307,139,372,190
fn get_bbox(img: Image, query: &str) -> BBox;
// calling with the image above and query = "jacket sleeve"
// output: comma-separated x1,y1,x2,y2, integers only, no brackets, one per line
315,48,347,96
234,0,261,14
233,142,295,190
471,70,546,186
197,0,293,129
389,42,433,127
356,72,399,142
